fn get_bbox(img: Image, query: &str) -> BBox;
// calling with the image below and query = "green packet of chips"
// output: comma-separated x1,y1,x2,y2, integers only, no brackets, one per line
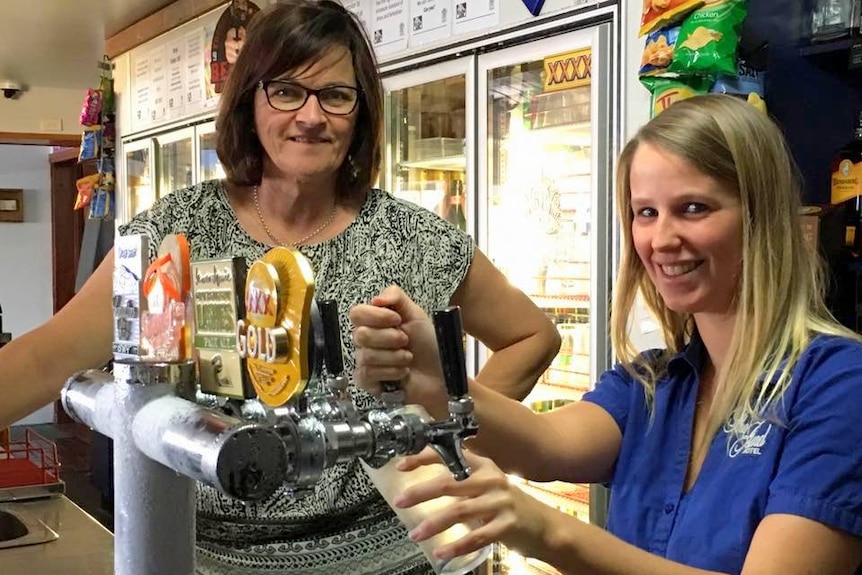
668,0,747,77
641,75,713,118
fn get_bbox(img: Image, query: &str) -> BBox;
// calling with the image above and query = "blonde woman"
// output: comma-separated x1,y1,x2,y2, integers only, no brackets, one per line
351,94,862,574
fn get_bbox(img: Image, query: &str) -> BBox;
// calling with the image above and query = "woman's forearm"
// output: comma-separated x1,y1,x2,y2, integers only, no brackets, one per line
538,513,728,575
474,328,560,401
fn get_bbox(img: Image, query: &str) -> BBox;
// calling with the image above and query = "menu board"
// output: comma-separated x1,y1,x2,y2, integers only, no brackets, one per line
129,6,235,132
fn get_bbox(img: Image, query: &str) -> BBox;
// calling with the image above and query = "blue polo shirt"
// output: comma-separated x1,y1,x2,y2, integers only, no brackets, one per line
583,333,862,574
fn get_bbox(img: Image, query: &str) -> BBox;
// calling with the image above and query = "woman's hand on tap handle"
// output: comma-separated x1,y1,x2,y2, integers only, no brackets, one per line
350,285,449,411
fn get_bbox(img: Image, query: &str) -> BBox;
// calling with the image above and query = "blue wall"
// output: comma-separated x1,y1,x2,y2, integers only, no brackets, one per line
747,0,862,204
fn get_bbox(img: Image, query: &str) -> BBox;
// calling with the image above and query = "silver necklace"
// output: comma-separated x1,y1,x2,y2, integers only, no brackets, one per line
252,185,337,247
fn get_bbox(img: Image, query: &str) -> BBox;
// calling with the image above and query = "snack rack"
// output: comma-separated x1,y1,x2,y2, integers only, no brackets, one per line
0,429,65,501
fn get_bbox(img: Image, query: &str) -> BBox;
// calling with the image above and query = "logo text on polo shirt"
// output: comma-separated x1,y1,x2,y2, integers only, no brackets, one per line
724,420,773,458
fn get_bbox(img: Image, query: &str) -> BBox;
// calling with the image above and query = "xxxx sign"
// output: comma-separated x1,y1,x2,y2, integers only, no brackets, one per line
543,47,591,93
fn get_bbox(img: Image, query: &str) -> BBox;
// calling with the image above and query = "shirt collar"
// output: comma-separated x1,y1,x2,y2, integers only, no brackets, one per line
667,329,707,376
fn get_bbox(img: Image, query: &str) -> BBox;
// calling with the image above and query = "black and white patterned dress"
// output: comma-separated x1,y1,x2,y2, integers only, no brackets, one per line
119,180,475,574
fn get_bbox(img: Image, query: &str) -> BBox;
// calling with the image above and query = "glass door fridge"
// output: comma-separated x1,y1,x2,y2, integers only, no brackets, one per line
196,120,225,182
123,137,157,222
381,20,615,572
382,58,474,235
121,120,223,223
156,126,195,200
476,23,614,575
382,58,477,375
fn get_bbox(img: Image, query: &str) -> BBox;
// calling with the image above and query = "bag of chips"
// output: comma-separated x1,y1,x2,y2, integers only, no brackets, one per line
668,0,747,77
640,0,703,36
79,89,103,126
640,26,681,77
74,173,100,210
78,127,101,161
642,75,713,118
711,59,765,99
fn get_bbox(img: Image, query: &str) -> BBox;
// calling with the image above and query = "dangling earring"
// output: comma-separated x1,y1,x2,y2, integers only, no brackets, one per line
347,154,360,183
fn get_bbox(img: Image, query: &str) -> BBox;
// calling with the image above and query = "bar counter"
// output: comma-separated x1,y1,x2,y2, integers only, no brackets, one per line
0,496,113,574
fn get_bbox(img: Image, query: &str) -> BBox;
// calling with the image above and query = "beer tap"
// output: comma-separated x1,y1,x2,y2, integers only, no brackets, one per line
426,307,479,480
60,237,483,575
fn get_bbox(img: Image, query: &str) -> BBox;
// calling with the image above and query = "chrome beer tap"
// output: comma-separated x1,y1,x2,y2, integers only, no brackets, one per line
426,307,479,480
361,306,478,481
60,238,481,575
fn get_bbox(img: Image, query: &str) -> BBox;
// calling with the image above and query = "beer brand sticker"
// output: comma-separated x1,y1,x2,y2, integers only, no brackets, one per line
832,158,862,205
237,248,315,406
543,47,591,92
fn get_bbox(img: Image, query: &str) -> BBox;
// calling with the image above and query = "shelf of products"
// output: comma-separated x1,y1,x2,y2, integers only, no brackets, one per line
399,155,466,171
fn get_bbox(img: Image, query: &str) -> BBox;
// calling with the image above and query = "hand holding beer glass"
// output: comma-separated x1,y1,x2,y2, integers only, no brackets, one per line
361,405,491,575
359,306,491,574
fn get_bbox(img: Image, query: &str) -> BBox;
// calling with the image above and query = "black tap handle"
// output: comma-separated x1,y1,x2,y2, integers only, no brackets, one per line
432,306,468,398
317,299,344,376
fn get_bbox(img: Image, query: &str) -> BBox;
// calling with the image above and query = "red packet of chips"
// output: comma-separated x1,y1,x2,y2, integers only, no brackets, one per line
641,0,704,36
79,89,103,126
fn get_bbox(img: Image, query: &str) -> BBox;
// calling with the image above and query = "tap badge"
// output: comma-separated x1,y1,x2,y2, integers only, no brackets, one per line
236,247,315,406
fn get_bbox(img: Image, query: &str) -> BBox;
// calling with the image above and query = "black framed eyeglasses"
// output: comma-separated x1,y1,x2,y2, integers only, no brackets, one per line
258,80,360,115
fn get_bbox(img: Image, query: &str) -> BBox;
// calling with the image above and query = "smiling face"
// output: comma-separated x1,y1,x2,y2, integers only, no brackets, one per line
629,142,743,318
254,45,358,185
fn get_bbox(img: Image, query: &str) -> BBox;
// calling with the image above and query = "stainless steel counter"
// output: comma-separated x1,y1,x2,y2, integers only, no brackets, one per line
0,496,113,574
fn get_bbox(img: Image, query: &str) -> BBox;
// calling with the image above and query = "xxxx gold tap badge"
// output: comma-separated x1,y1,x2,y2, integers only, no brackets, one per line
236,247,315,406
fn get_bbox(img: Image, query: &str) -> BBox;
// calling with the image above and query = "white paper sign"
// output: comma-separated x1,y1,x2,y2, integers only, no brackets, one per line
166,40,186,119
133,54,152,127
185,29,206,111
149,46,168,123
409,0,452,46
342,0,374,38
373,0,409,56
452,0,499,35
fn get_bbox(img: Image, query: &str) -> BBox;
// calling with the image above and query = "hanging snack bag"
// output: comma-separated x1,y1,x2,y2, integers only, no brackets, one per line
711,59,765,99
642,75,713,118
74,173,100,210
79,88,103,126
640,0,703,36
640,25,681,77
668,0,747,78
78,126,101,161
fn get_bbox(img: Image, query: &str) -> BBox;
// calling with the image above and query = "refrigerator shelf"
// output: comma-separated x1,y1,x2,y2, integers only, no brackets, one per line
399,155,466,171
530,295,590,309
521,481,591,506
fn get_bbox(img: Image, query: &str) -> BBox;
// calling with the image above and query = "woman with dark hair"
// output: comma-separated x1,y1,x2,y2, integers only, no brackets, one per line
0,1,560,573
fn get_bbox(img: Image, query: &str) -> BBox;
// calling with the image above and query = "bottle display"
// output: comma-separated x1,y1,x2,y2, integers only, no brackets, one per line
385,75,468,232
446,179,467,231
830,110,862,249
483,50,595,573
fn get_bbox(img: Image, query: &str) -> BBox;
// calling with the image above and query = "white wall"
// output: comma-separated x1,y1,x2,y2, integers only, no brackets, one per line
0,86,86,135
621,2,663,352
0,145,55,424
623,1,651,141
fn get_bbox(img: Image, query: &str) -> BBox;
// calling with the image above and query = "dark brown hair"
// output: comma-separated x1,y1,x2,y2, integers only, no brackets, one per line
216,0,383,198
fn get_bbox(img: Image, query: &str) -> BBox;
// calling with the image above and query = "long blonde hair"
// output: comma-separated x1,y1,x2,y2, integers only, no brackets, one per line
611,94,858,442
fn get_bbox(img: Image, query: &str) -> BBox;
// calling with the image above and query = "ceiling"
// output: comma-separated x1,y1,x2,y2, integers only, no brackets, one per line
0,0,176,90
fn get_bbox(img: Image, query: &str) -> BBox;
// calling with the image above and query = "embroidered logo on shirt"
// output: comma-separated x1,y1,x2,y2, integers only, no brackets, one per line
724,420,773,458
